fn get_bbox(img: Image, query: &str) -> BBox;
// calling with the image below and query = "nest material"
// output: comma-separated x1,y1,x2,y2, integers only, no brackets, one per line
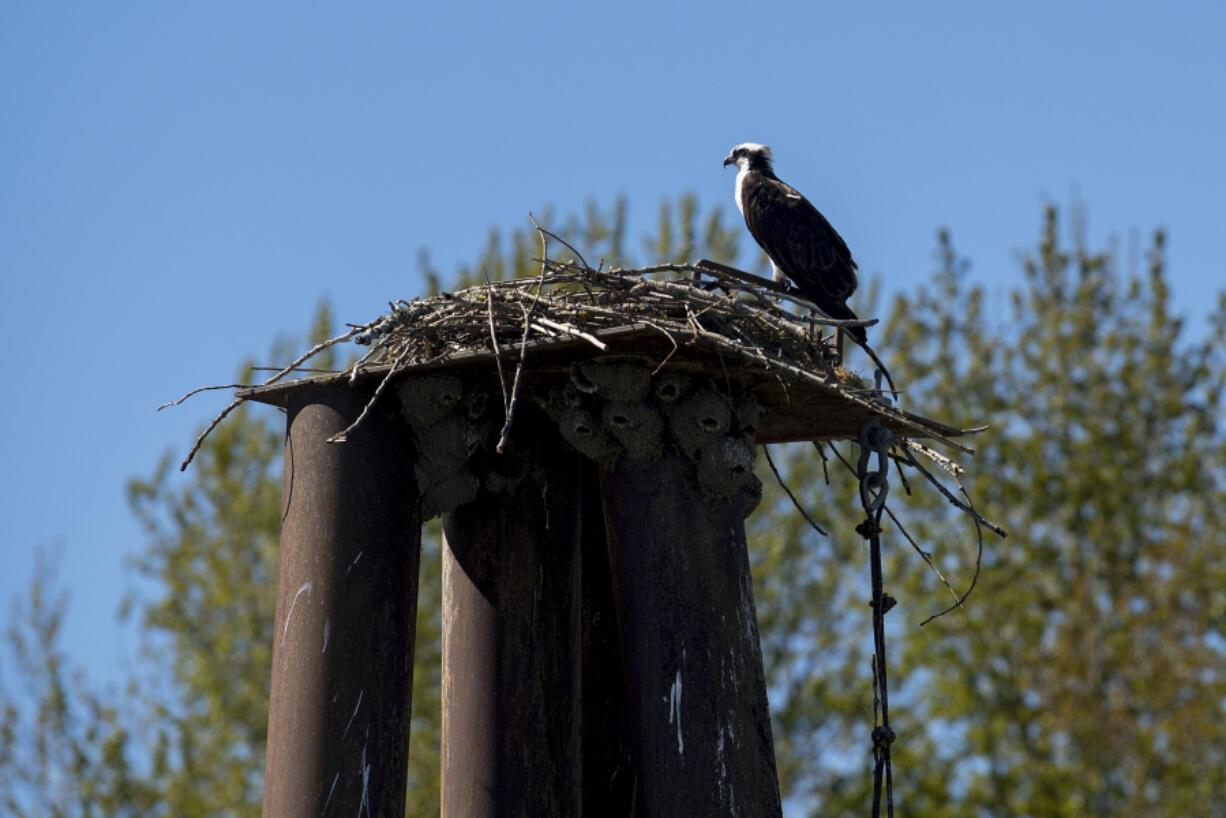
307,258,973,453
173,256,979,464
167,250,981,486
353,259,852,381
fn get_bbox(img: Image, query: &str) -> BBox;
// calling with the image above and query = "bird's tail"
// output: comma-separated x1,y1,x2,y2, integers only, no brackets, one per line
843,321,868,346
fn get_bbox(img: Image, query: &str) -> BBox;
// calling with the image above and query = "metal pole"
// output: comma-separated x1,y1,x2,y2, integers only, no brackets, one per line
578,461,636,816
440,419,592,817
263,386,421,818
440,515,497,818
600,452,783,817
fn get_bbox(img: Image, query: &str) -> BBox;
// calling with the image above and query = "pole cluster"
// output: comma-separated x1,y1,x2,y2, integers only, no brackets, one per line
264,358,784,817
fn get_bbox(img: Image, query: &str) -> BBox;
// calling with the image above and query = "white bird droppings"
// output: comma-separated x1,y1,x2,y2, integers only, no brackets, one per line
281,581,314,646
668,669,684,755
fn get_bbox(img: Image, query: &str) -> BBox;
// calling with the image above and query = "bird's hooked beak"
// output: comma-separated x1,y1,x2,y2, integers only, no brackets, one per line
722,152,736,168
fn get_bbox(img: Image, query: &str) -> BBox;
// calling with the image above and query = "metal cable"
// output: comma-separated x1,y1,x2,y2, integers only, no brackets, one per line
857,414,897,818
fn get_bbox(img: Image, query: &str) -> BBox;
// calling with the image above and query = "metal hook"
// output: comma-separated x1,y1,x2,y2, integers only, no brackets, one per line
857,418,896,514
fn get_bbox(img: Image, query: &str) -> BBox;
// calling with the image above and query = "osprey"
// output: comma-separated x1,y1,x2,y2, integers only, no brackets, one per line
723,143,866,344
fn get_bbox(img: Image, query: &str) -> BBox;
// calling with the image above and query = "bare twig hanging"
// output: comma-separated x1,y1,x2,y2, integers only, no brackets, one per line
170,318,385,470
493,216,551,453
326,342,415,444
764,445,828,537
486,277,510,414
158,384,254,411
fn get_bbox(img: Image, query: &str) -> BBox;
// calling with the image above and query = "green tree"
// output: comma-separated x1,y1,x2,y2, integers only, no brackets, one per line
889,209,1226,817
752,206,1226,816
0,548,162,817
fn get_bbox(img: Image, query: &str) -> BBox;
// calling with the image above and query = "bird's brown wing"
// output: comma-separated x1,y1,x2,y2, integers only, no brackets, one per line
741,176,858,303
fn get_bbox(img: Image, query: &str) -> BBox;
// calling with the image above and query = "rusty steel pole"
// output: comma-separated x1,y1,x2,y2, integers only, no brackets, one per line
263,386,421,818
600,452,783,817
441,418,612,817
578,461,636,817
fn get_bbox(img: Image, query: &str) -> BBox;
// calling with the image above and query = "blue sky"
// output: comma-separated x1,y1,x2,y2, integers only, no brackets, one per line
2,0,1224,731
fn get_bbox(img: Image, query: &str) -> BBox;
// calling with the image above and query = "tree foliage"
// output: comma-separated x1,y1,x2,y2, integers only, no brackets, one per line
3,197,1225,817
753,206,1226,816
878,208,1226,817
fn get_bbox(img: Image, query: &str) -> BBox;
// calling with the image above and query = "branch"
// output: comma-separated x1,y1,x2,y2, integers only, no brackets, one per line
487,277,510,413
494,216,551,453
169,318,385,470
158,384,253,411
824,440,975,622
326,343,415,444
899,441,1006,537
764,445,828,537
177,398,245,472
529,212,590,271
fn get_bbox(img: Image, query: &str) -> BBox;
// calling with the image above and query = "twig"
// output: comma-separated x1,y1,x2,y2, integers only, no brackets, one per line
261,320,382,387
919,505,983,627
326,343,415,444
172,320,383,470
164,320,376,415
529,212,590,271
250,367,339,374
695,258,879,332
881,503,962,607
158,384,253,411
853,339,899,400
894,444,997,625
814,441,830,484
348,340,386,385
643,320,680,375
177,398,244,471
826,439,859,479
533,315,609,350
692,291,740,320
829,439,995,622
495,218,551,453
487,277,510,413
894,456,913,496
903,439,964,476
899,442,1005,537
694,258,784,292
764,445,828,536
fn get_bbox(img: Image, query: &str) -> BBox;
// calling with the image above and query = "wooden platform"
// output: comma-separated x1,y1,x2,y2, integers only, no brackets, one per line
239,323,973,448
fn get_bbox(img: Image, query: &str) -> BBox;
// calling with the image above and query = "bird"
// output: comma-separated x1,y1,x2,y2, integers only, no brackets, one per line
723,142,866,344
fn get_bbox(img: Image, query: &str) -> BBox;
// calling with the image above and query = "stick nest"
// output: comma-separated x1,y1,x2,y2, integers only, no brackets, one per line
352,259,860,378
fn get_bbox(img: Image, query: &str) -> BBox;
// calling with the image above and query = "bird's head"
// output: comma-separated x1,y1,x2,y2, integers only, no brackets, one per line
723,142,774,172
